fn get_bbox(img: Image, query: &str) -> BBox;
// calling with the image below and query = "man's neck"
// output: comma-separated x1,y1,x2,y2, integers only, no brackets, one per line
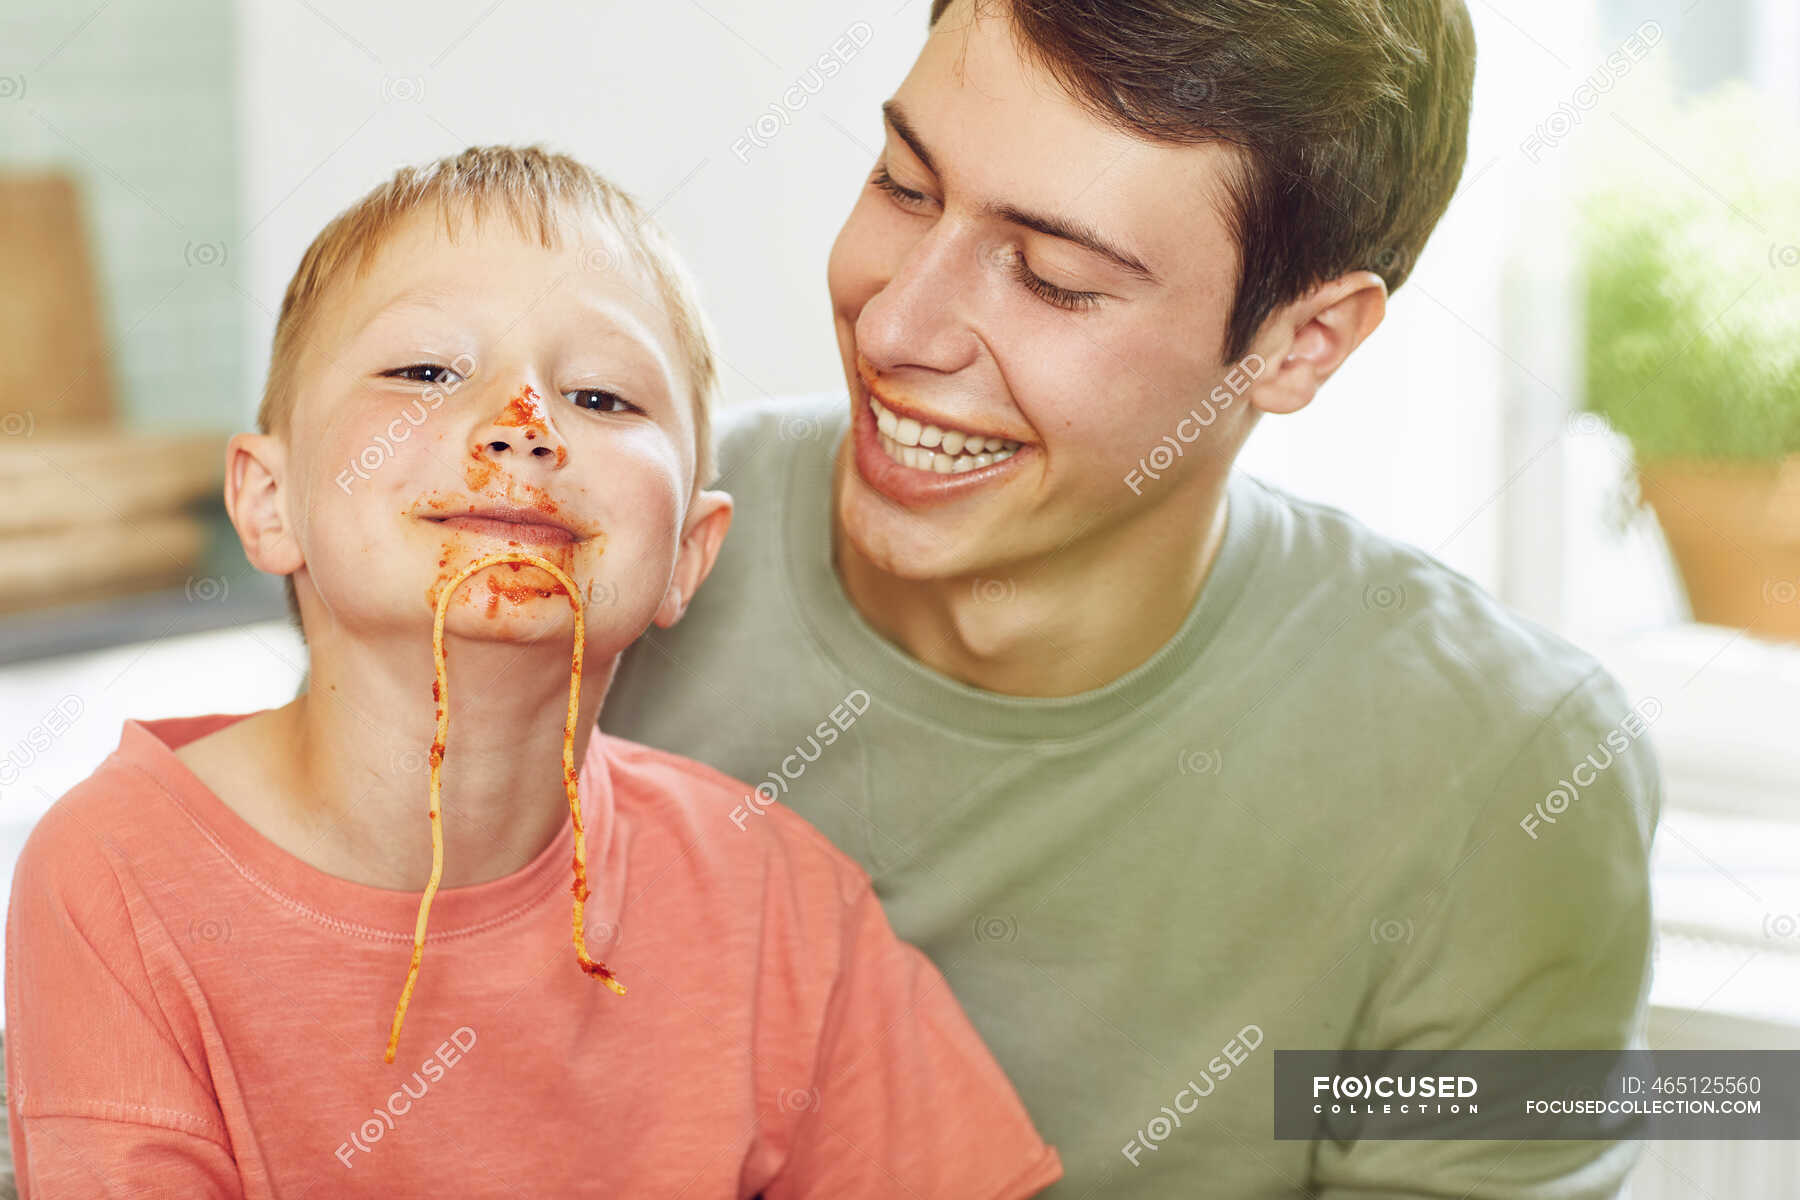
832,452,1232,699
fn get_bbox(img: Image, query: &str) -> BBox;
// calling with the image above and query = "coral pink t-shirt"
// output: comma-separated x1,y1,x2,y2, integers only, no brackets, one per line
4,713,1060,1199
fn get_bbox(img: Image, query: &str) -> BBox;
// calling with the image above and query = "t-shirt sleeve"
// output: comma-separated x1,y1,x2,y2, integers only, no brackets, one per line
5,805,242,1199
763,879,1062,1200
1311,666,1662,1199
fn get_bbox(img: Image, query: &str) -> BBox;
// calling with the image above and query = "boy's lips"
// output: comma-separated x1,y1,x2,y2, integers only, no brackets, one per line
424,502,582,546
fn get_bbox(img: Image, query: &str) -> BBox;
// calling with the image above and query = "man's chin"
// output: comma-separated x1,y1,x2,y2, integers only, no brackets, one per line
835,484,1014,586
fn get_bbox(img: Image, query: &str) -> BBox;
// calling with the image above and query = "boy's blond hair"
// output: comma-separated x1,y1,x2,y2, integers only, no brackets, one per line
258,145,720,634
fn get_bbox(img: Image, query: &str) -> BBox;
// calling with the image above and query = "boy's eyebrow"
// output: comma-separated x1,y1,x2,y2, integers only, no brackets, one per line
880,99,1158,284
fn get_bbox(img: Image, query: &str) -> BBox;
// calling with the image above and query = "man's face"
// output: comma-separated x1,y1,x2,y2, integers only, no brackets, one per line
278,210,700,654
826,1,1257,580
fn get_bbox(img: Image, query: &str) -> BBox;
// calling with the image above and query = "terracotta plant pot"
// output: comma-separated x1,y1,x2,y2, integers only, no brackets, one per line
1637,457,1800,643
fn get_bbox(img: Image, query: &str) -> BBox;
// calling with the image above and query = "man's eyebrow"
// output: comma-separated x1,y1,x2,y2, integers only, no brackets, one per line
981,201,1157,282
880,99,1157,284
881,99,936,176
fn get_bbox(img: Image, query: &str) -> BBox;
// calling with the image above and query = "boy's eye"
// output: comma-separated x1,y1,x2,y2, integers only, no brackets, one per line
383,363,464,386
566,389,642,415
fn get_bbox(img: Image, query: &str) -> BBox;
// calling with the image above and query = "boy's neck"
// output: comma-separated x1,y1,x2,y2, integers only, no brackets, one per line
188,633,617,892
831,448,1232,700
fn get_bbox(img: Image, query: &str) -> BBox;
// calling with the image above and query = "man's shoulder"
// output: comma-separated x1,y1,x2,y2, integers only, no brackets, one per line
712,392,844,485
715,390,844,441
1238,477,1660,919
599,733,870,907
1244,473,1615,723
1239,475,1658,835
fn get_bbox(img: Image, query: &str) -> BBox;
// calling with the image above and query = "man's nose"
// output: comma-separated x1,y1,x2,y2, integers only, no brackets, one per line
855,225,984,378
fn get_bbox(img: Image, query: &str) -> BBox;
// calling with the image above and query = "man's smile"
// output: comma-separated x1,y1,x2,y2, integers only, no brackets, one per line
848,353,1036,502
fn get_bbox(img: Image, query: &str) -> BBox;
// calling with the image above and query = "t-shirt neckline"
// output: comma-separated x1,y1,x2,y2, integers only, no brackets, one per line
117,713,600,940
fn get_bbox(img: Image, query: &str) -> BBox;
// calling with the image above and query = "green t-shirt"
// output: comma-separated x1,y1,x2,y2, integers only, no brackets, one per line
606,394,1660,1198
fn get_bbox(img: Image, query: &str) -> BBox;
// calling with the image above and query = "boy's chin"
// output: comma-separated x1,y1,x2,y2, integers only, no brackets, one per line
438,590,580,639
436,589,644,657
423,551,572,614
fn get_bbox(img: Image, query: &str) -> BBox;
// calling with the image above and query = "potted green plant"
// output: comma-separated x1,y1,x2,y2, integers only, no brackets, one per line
1580,82,1800,641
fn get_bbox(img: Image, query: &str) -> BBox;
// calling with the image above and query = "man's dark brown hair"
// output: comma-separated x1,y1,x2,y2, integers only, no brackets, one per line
928,0,1477,362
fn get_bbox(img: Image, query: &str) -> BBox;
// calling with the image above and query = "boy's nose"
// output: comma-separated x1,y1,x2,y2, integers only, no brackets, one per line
471,384,569,471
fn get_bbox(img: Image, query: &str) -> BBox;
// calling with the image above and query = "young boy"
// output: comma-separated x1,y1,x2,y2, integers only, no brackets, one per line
3,146,1061,1199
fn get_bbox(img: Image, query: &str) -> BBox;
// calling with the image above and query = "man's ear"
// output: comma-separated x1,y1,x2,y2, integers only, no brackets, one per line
1245,270,1388,417
224,433,305,577
653,489,734,629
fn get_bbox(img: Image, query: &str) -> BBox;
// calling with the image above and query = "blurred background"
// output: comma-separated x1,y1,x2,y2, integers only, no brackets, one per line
1,0,1796,1192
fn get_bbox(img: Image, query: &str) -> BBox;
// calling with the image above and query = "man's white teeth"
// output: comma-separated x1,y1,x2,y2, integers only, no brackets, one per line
868,397,1021,473
877,433,1013,474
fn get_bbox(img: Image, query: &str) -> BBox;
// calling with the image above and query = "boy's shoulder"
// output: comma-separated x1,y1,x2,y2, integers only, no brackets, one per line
11,715,253,912
8,726,172,933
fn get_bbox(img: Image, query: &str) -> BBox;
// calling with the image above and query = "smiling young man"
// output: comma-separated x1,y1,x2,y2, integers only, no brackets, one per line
607,2,1660,1196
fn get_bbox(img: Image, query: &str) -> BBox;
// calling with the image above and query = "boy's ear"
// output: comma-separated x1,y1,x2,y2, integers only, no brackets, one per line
224,433,306,578
1244,270,1388,417
652,489,733,629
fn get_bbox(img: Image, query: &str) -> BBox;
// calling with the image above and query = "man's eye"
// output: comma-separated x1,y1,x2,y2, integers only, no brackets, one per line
871,165,933,211
383,363,463,386
566,389,642,415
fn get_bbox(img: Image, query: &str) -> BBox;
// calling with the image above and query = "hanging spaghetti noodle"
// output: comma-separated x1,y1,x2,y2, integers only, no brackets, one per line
384,549,626,1064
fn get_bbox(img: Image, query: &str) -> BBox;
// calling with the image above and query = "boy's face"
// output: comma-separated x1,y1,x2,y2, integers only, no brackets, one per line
272,210,708,652
825,2,1258,580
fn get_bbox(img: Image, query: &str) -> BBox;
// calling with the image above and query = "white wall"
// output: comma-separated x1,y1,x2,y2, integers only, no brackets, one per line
232,0,1746,642
234,0,916,420
231,0,1582,608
